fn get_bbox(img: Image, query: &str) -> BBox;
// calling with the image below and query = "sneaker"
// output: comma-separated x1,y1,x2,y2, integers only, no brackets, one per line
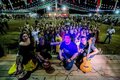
17,71,27,79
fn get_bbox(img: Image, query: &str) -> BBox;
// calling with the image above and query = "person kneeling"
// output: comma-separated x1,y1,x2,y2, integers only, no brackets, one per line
58,34,79,70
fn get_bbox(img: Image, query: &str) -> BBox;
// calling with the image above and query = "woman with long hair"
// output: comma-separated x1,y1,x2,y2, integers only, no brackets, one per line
15,32,37,76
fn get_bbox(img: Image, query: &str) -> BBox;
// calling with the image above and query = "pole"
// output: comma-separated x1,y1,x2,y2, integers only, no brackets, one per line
23,0,27,6
8,0,14,10
55,0,58,12
0,0,2,4
114,0,118,11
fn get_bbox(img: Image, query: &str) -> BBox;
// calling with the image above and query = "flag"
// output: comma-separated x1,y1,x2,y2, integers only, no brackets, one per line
97,0,102,9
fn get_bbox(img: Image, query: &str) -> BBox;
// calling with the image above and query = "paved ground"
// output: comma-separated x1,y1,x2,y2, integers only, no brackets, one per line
0,54,120,80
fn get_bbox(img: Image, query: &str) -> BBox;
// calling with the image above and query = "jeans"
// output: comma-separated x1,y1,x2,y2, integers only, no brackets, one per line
58,53,74,70
104,34,112,44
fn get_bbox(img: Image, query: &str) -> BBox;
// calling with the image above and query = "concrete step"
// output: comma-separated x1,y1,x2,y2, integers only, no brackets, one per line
0,54,120,80
0,77,17,80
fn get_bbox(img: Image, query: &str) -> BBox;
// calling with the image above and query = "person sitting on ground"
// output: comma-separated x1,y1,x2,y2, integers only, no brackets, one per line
36,37,52,65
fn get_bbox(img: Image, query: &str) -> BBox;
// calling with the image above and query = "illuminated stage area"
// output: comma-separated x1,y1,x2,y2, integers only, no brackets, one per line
0,0,120,80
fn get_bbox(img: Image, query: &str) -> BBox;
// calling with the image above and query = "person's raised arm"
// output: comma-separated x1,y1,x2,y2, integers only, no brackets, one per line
59,49,64,60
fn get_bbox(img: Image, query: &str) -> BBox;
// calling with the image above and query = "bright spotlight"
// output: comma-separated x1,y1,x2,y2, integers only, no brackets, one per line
48,13,51,16
41,0,45,2
115,10,119,14
88,13,92,17
29,13,38,18
62,5,67,11
54,13,57,16
96,8,100,12
46,6,51,11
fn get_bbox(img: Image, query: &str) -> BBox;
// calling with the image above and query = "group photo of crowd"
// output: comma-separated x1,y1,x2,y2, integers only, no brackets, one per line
0,0,120,80
0,14,118,80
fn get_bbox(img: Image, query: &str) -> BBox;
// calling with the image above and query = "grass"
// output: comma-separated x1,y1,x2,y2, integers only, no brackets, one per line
0,19,120,55
96,23,120,55
8,19,35,31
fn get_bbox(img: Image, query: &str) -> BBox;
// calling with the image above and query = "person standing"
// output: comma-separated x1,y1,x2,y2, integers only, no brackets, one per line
104,27,115,44
3,17,9,30
31,28,40,45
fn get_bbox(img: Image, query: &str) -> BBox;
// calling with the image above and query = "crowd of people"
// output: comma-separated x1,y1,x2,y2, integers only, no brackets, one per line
0,14,117,79
90,14,120,26
12,16,102,79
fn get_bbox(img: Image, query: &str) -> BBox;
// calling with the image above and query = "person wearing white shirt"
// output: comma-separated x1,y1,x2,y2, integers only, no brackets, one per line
104,27,115,44
32,28,40,45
